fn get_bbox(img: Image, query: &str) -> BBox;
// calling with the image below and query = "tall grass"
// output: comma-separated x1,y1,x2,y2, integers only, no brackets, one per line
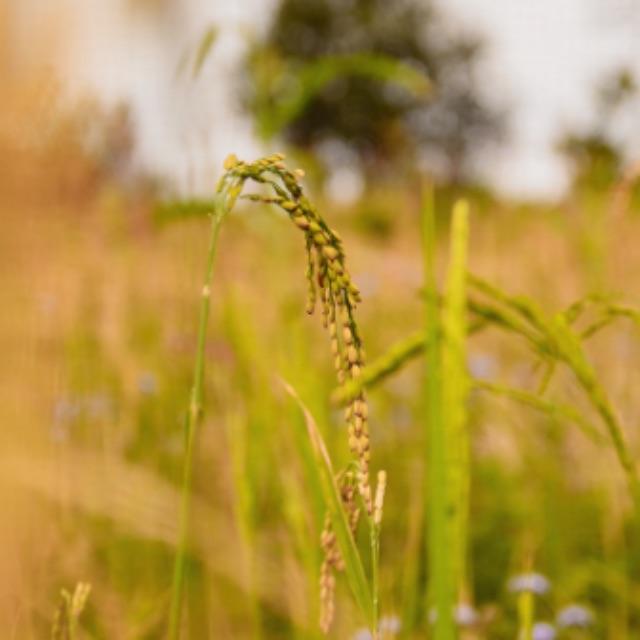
168,154,386,637
283,382,375,629
168,194,230,639
9,100,640,637
423,196,470,638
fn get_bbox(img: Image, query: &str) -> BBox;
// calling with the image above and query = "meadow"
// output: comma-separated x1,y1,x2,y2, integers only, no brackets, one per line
2,73,640,640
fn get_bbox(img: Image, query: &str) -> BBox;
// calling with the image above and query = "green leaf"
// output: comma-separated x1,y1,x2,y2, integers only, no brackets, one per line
281,380,375,631
193,25,218,78
256,53,431,140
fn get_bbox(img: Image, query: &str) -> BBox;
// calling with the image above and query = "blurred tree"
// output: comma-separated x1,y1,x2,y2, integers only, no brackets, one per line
242,0,504,183
558,68,638,190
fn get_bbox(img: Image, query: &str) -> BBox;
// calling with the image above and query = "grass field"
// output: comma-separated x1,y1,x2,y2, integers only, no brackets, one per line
2,62,640,639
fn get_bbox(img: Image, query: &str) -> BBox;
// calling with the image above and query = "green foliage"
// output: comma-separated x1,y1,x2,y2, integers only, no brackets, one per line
422,197,471,639
250,52,430,142
283,382,375,630
243,0,502,179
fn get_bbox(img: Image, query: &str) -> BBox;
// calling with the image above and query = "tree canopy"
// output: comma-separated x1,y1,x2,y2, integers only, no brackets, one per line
242,0,504,181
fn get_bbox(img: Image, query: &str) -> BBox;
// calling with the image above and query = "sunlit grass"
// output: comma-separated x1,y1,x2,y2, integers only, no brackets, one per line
3,120,640,639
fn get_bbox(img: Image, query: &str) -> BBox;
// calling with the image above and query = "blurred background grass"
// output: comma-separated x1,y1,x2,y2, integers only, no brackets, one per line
2,1,640,638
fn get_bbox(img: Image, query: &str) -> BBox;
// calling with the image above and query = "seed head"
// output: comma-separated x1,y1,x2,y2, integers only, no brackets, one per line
292,215,309,230
215,155,382,629
223,153,239,170
373,470,387,526
321,245,340,260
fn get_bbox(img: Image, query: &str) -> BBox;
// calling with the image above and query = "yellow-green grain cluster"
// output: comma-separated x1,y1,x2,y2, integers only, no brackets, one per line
219,153,373,515
216,154,383,634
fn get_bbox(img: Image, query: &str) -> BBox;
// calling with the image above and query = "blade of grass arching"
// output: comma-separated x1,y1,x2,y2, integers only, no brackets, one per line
467,275,640,511
473,380,606,445
467,298,547,352
549,315,640,510
441,201,471,612
257,53,430,139
333,330,425,406
168,196,227,640
332,318,487,407
192,25,218,77
467,273,549,333
535,294,612,394
580,304,640,340
281,380,375,631
422,188,454,639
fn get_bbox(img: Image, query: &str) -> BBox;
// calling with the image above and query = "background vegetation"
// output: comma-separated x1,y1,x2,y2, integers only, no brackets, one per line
1,1,640,638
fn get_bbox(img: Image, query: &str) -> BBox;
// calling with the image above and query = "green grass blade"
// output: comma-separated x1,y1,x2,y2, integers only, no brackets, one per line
467,274,640,511
422,188,454,639
441,200,471,610
332,319,487,406
549,315,640,508
474,380,606,445
192,25,218,78
281,380,375,631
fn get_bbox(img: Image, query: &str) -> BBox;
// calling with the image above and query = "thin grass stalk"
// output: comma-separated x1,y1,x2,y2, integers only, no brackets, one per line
474,380,605,445
422,188,454,639
168,198,227,640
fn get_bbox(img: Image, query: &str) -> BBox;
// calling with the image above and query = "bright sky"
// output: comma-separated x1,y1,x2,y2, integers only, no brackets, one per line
444,0,640,197
14,0,640,199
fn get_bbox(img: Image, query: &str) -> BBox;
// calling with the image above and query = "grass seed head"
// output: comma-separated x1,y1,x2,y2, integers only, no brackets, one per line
216,154,381,623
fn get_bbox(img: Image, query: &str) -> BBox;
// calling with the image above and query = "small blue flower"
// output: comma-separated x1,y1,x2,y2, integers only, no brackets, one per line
85,393,112,419
138,371,157,395
557,604,593,628
508,572,551,595
378,614,401,634
455,603,478,627
352,629,373,640
53,398,80,425
428,603,479,627
532,621,556,640
468,353,497,380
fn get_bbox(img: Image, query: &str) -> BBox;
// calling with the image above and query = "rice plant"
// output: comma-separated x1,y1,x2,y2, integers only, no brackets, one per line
168,154,386,638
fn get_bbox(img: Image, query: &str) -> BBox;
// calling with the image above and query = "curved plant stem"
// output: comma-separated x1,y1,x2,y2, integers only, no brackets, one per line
168,204,225,640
